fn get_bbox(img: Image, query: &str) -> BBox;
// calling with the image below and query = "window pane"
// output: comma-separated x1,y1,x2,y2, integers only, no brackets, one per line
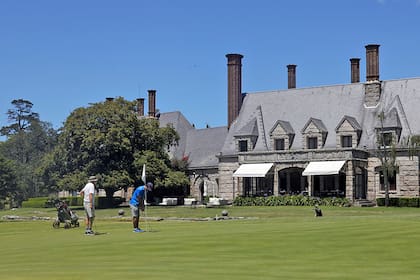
379,132,393,146
275,139,285,150
380,170,397,191
341,135,352,148
307,137,318,149
239,140,248,152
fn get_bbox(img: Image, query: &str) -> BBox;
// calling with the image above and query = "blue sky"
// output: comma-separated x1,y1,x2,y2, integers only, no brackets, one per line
1,0,420,134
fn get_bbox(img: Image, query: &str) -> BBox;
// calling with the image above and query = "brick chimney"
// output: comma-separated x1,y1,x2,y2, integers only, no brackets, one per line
226,54,243,129
287,64,297,89
365,44,380,82
350,58,360,83
136,98,144,117
148,90,156,118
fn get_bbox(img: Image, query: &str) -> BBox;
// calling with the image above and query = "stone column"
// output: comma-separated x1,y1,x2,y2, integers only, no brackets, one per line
273,167,279,196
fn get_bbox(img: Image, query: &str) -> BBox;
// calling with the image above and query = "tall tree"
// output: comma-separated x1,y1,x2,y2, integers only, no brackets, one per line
0,153,19,208
1,99,58,199
51,97,181,204
377,111,398,207
0,99,40,136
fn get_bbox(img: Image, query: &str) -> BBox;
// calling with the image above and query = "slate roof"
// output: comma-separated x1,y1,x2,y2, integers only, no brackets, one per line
235,118,258,137
301,118,328,133
374,108,402,129
159,111,193,160
335,115,362,132
221,77,420,155
269,120,294,135
159,111,227,169
184,126,228,169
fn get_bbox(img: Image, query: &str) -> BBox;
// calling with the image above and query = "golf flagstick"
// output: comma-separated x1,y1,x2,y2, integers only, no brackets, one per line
142,164,150,232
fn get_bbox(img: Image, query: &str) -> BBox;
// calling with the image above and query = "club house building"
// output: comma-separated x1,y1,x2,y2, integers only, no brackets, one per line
151,44,420,205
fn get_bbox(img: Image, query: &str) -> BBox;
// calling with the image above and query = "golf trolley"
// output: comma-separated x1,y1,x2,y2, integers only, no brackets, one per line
52,200,80,229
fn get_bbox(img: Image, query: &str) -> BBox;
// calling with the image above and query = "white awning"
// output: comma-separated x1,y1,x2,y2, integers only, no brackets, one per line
302,161,346,176
233,163,273,177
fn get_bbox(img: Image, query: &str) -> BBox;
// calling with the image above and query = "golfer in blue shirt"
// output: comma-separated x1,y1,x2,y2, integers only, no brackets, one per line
129,182,153,232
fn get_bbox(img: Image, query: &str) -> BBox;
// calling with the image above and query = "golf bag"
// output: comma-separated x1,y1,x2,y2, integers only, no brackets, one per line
52,200,80,229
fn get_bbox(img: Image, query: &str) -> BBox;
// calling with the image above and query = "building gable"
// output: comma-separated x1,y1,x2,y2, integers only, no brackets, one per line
335,116,362,148
269,120,295,150
302,118,328,149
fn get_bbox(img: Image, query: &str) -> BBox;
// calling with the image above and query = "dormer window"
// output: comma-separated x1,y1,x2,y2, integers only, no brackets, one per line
234,118,258,153
269,120,295,151
274,138,285,150
378,131,394,147
335,116,362,149
307,137,318,149
239,140,248,152
375,108,402,147
341,135,353,148
301,118,328,150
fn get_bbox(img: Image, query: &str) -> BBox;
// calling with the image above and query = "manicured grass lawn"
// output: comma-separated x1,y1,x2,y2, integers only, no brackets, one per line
1,206,420,279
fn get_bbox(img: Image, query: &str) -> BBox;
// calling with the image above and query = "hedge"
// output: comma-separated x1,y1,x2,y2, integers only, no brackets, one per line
376,197,420,207
233,195,351,207
22,196,125,209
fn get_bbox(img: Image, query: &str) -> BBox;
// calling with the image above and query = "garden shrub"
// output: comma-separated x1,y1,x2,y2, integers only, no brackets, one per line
233,195,350,207
21,196,125,209
22,197,50,208
376,197,420,207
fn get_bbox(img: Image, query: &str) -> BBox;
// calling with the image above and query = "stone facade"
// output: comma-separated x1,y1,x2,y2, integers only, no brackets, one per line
302,121,327,149
189,168,220,202
364,82,381,107
218,160,240,200
217,150,419,203
173,45,420,205
367,155,419,200
336,120,359,149
270,122,293,150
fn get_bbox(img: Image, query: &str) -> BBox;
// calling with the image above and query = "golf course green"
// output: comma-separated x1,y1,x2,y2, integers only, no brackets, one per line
1,206,420,279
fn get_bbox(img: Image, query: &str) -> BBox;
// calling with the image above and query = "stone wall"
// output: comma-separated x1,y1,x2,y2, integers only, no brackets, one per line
367,155,419,199
364,82,381,107
218,161,240,200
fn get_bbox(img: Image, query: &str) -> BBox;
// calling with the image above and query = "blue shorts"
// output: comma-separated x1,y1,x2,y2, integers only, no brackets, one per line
130,204,140,217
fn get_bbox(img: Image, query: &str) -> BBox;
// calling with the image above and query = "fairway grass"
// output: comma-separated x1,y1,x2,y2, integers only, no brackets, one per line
1,206,420,279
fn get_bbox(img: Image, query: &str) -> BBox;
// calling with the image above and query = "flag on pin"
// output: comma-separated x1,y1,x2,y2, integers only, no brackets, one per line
141,164,146,185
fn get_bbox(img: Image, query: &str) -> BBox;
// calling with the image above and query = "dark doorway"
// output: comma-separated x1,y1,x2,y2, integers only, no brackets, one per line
312,173,346,198
278,167,307,195
243,175,274,197
355,167,367,199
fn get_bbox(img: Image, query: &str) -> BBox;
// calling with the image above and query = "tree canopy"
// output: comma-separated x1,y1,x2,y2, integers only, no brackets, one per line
0,153,18,203
0,99,58,203
47,97,183,200
0,99,40,136
1,97,189,207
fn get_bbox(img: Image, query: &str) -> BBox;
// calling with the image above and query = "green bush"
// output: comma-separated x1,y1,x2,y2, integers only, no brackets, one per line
233,195,350,207
21,196,125,209
376,197,420,207
22,197,50,208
